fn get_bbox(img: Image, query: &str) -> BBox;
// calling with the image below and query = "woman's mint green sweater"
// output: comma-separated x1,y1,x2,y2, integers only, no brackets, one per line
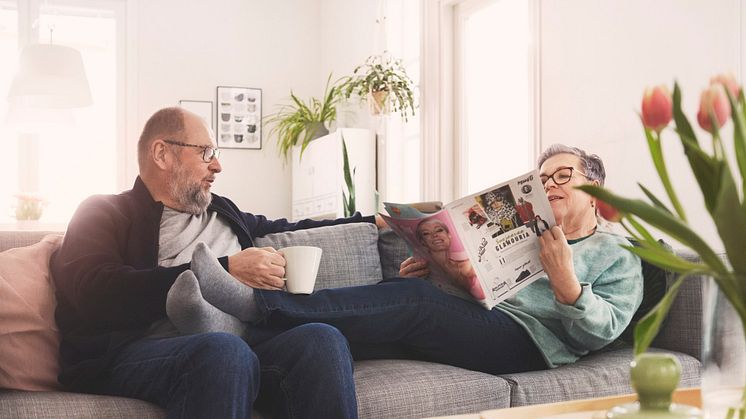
497,230,643,368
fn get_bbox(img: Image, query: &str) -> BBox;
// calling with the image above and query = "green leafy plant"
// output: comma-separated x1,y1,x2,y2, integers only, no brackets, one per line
264,73,342,162
339,52,416,121
579,75,746,415
342,134,356,217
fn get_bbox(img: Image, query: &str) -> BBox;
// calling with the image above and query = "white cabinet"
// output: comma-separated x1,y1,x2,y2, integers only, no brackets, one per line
291,128,377,221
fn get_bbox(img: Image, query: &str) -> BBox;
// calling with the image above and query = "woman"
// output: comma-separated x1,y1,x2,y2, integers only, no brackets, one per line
191,144,644,376
414,218,485,300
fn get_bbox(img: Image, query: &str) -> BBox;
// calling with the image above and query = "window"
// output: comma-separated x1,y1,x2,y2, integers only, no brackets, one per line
421,0,538,201
1,0,124,224
455,0,537,195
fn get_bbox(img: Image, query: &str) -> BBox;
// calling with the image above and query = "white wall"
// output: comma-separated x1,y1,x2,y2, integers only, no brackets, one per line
319,0,379,129
540,0,741,250
127,0,323,218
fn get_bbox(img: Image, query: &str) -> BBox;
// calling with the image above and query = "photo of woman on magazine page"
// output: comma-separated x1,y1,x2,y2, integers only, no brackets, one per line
415,218,485,300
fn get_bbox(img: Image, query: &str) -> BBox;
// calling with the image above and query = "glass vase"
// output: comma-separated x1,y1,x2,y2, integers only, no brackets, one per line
701,276,746,418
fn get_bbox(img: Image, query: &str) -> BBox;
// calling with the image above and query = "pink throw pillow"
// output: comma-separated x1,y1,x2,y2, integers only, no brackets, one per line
0,234,63,391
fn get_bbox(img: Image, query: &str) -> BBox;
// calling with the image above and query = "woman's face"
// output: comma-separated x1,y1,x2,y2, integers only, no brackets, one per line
418,221,451,252
539,153,597,227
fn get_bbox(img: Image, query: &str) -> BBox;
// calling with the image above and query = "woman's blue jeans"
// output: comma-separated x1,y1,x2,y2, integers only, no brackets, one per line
101,326,357,419
253,278,547,375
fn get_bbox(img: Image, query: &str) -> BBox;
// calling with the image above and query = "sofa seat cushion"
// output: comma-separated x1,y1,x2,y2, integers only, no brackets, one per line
0,390,165,419
498,347,701,406
354,359,510,418
0,234,63,391
254,223,383,290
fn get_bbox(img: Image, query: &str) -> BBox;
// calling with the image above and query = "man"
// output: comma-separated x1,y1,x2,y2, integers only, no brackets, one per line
51,107,372,418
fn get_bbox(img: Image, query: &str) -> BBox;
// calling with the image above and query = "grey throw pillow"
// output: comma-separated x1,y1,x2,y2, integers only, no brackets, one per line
617,238,673,343
377,229,410,279
254,223,383,290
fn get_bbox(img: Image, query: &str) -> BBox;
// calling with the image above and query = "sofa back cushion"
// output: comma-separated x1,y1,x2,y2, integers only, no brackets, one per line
0,234,63,391
254,223,383,290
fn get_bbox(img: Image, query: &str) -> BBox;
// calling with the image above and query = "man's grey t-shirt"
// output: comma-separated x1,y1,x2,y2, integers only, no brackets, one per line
147,207,242,337
158,207,241,267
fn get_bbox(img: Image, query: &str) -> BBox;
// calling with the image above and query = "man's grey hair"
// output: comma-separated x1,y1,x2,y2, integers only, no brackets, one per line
537,144,606,186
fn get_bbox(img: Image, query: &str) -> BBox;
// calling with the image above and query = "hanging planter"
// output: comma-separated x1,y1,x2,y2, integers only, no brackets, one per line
368,90,390,115
340,52,416,121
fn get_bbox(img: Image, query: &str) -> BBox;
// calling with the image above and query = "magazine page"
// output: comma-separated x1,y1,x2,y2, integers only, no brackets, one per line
379,211,480,304
443,170,556,308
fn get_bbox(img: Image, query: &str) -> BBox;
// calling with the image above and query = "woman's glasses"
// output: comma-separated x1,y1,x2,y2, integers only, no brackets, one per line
540,167,588,186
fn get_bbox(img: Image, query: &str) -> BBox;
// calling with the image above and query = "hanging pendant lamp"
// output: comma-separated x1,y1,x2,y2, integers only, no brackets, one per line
7,43,92,109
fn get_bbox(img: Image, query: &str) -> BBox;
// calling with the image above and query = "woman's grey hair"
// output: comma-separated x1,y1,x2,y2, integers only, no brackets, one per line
537,144,606,186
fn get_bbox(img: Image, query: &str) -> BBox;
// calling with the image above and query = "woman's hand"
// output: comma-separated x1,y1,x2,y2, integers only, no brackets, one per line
399,257,430,278
539,226,582,305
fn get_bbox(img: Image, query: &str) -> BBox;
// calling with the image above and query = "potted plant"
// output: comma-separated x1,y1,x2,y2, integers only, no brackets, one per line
340,52,416,121
264,73,342,162
581,75,746,417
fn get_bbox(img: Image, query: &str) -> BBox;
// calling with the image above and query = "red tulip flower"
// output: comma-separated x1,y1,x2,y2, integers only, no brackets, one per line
641,85,673,133
710,73,741,100
596,199,622,222
697,84,731,133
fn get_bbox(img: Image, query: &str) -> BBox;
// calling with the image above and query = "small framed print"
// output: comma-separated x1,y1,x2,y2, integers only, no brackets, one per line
216,86,262,149
178,100,214,130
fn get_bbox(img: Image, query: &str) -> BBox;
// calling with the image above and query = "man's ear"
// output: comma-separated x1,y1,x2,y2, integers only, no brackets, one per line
152,139,170,170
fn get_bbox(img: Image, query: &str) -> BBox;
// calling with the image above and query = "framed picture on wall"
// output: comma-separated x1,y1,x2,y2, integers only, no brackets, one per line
178,100,214,130
216,86,262,150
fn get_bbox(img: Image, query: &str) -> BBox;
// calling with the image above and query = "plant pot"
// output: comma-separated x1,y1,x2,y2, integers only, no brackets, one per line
305,121,329,141
701,276,746,418
15,198,43,221
368,90,389,115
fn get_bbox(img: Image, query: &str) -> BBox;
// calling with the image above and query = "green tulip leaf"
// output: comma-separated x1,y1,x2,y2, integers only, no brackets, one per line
725,89,746,199
578,185,727,274
633,274,687,356
711,164,746,274
645,129,686,220
672,82,699,147
625,216,658,245
621,245,707,274
637,183,672,215
680,136,721,214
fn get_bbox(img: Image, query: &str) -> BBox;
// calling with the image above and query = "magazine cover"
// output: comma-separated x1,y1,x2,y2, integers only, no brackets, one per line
381,170,556,309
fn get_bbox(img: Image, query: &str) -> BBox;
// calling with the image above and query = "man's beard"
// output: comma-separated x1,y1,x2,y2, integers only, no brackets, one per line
168,160,212,215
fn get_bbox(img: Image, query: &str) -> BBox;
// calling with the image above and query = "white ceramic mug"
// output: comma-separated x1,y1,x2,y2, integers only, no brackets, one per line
280,246,322,294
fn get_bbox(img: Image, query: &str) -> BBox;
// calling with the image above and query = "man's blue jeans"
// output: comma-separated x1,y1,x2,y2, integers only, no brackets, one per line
253,278,547,375
101,325,357,419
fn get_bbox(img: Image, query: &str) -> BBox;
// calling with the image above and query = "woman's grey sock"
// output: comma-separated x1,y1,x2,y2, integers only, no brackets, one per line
191,242,260,322
166,270,247,339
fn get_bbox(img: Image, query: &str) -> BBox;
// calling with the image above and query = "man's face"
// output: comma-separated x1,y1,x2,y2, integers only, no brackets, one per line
167,114,222,214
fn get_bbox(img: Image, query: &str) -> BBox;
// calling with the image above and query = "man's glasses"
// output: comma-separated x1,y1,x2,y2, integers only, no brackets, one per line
540,167,588,186
164,140,220,163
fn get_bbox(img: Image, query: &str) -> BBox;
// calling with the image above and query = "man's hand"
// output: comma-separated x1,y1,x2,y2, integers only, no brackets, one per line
539,226,582,305
374,214,389,229
399,257,430,278
228,247,286,290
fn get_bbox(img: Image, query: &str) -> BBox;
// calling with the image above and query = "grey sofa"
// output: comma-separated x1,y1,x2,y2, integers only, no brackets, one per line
0,225,704,418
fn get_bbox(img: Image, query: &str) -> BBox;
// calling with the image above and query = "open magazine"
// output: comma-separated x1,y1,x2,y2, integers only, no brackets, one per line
381,170,556,310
